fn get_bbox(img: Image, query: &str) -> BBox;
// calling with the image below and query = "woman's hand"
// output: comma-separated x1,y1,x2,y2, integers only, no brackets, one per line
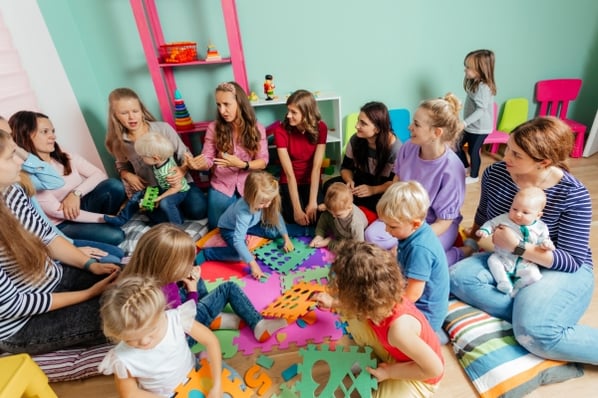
492,224,520,252
352,184,374,198
305,202,318,223
60,193,81,220
214,152,244,169
89,261,121,275
122,172,146,192
293,207,310,226
185,153,209,171
87,270,119,297
78,246,108,260
165,167,185,186
366,362,392,382
345,180,355,190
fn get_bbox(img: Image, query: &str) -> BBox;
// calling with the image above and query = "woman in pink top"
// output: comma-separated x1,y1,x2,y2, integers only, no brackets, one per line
315,241,444,398
10,111,126,246
190,82,269,229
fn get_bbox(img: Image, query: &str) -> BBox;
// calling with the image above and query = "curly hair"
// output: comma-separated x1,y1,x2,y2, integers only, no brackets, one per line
328,240,405,323
9,111,72,175
214,82,261,156
281,89,322,145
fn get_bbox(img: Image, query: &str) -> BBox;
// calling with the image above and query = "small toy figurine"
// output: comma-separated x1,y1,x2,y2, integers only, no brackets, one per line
205,42,222,61
248,91,259,102
264,74,275,100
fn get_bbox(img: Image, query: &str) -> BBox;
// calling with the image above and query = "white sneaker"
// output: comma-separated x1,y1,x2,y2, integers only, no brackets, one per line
465,176,479,184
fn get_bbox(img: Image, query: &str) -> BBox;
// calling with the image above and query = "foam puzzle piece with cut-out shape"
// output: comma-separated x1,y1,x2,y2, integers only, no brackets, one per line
280,265,330,292
253,238,315,274
296,344,378,397
244,364,273,396
173,358,254,397
261,282,325,321
196,228,269,251
271,383,298,398
191,330,239,359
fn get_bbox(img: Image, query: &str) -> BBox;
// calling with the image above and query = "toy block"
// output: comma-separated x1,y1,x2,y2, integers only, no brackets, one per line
0,354,57,398
256,355,275,369
281,363,298,382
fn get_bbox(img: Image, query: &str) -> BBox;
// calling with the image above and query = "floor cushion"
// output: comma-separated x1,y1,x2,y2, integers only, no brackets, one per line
443,299,583,398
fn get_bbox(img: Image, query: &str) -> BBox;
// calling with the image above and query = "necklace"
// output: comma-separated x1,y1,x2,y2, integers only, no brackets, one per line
539,167,553,187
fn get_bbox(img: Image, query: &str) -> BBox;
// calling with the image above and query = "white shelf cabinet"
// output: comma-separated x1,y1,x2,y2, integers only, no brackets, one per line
251,92,343,169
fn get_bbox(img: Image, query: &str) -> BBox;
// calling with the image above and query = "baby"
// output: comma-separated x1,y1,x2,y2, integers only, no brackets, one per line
310,182,368,250
476,186,554,296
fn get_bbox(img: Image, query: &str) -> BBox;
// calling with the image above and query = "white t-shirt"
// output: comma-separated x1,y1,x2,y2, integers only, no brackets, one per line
99,300,196,397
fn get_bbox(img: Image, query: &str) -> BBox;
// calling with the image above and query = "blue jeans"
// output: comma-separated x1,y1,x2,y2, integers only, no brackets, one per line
207,188,239,229
450,252,598,364
190,280,262,330
0,266,110,354
202,224,281,262
81,178,126,215
147,190,187,225
73,239,124,264
179,184,207,221
58,221,125,246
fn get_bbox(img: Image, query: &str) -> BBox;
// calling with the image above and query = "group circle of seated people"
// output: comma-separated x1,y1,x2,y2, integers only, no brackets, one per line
1,75,596,398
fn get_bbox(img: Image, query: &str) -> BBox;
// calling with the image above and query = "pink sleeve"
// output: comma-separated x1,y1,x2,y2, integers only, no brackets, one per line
200,122,217,167
256,122,269,163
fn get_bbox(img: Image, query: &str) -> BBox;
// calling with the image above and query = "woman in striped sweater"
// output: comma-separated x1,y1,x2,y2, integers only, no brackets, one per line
450,117,598,365
0,129,119,354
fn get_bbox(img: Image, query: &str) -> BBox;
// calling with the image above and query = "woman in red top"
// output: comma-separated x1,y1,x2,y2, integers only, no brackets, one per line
273,90,327,235
315,240,444,398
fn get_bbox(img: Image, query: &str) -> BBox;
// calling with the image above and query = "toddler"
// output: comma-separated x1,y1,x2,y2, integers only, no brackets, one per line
99,275,222,398
376,180,449,339
476,186,553,296
197,171,294,279
105,131,190,226
315,240,444,398
309,182,368,249
121,223,288,342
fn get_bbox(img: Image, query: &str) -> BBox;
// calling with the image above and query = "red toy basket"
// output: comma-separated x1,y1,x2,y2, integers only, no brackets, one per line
159,42,198,63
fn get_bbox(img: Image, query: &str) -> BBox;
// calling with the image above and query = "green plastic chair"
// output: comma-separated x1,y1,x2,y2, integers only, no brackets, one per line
343,112,359,156
497,97,529,133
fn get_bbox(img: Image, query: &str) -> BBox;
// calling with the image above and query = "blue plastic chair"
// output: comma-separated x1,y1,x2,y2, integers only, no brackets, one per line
389,108,411,143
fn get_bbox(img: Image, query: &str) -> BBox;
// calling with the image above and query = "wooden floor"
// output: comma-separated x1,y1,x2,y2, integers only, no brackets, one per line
51,151,598,397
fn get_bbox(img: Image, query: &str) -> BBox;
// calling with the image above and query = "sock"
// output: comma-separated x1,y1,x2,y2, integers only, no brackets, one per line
253,318,287,342
209,313,241,330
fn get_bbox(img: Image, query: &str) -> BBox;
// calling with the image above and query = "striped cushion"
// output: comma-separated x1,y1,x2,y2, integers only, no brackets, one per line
443,300,583,398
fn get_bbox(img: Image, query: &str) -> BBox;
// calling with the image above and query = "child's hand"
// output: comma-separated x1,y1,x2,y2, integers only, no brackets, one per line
206,383,223,398
309,236,330,248
282,236,294,252
540,239,555,251
181,266,201,292
476,230,489,239
367,362,392,382
249,260,265,280
312,292,333,310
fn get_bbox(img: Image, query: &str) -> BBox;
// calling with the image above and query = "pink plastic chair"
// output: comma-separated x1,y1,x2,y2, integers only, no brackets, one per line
535,78,586,158
483,103,509,154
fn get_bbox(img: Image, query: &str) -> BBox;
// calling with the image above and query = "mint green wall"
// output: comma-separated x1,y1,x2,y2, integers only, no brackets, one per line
38,0,598,174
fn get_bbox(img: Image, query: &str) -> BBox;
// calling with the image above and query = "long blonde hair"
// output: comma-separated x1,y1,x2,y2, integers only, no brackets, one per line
105,87,157,159
0,130,49,282
120,224,196,285
244,171,281,227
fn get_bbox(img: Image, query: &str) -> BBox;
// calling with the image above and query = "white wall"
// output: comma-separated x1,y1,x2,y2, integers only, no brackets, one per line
0,0,104,170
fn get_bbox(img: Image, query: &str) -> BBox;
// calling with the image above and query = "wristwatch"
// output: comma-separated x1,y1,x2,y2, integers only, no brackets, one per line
512,240,526,256
72,189,83,197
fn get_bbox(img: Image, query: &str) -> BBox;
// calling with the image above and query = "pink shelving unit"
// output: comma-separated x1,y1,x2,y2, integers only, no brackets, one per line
129,0,248,135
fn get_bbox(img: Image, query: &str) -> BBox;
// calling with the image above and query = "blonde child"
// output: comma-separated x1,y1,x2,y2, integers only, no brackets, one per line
314,241,444,398
121,224,287,342
376,181,449,339
476,186,554,296
99,275,223,398
309,182,368,249
105,131,190,226
196,171,294,279
455,49,497,184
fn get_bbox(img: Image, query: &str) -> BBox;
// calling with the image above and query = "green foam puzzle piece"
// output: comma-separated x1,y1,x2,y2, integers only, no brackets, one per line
297,344,378,397
191,330,239,359
281,265,330,292
253,238,315,274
